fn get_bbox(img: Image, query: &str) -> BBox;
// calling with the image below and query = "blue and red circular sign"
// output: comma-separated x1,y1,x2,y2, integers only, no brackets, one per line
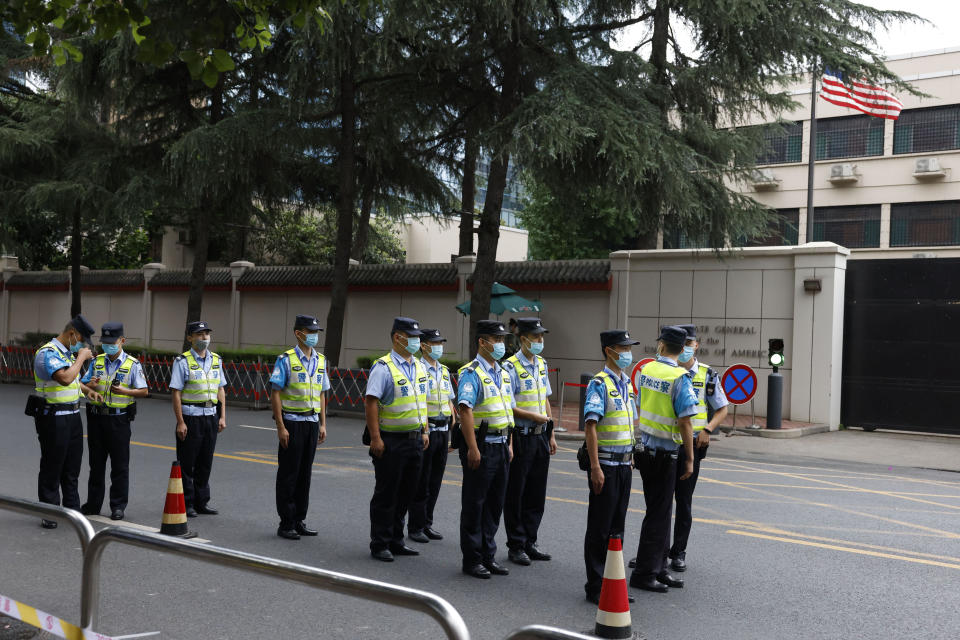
721,363,757,405
630,358,655,395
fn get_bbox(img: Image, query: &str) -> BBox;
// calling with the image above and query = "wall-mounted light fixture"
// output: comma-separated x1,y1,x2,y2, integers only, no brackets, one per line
803,278,822,293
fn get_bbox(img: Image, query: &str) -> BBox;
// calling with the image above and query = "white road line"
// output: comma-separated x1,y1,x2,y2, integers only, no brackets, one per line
87,515,210,543
236,424,275,431
113,632,162,639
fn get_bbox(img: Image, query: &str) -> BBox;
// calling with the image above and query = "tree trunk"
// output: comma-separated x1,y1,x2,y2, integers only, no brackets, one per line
70,208,82,317
350,174,375,263
325,32,357,367
459,133,478,256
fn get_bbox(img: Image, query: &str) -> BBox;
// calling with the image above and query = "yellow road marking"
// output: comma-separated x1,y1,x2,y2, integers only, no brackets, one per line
706,457,960,489
131,441,278,466
727,530,960,571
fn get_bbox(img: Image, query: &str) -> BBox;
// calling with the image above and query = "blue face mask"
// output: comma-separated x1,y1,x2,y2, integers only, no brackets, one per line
302,332,319,348
70,340,82,354
527,340,544,355
430,345,443,360
613,350,632,370
404,337,421,355
678,345,695,363
488,341,506,361
102,343,120,356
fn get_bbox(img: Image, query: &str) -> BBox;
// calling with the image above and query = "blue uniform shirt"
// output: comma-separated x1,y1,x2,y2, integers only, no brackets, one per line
170,348,228,416
33,338,80,415
505,351,553,431
81,351,147,389
423,359,452,428
457,357,514,444
269,345,331,422
689,359,729,439
365,350,419,406
584,366,635,466
640,355,699,451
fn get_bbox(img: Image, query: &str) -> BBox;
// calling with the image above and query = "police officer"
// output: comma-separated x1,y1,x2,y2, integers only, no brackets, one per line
364,317,429,562
502,317,556,566
270,315,329,540
668,324,728,571
408,328,455,544
170,320,227,518
457,319,515,579
79,323,148,521
583,329,639,605
629,326,697,593
31,315,98,528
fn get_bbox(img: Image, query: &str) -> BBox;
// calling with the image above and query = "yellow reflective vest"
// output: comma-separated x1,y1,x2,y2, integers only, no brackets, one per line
503,353,548,416
592,370,636,448
636,360,688,444
87,353,137,408
180,351,221,405
33,341,81,405
457,359,514,432
376,355,428,432
279,348,326,414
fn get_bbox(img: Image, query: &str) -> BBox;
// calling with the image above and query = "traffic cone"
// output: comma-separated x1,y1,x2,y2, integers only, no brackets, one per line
595,535,632,639
160,461,197,539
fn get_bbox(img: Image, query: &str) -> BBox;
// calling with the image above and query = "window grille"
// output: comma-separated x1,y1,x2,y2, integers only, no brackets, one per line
815,115,884,160
893,105,960,155
890,201,960,247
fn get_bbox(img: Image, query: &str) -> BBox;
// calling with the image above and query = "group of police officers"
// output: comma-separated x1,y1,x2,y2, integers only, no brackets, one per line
29,311,727,602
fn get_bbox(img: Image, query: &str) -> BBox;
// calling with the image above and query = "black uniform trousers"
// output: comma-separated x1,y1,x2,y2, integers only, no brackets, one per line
504,431,550,551
370,431,423,551
459,441,509,567
84,410,132,512
670,443,707,558
175,413,219,510
408,428,448,534
35,410,84,509
276,418,320,529
631,449,678,581
583,463,632,598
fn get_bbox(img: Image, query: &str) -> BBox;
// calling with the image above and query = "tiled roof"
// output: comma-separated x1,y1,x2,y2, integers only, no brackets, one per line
237,263,457,288
149,268,232,288
5,270,69,287
81,270,144,288
468,260,611,285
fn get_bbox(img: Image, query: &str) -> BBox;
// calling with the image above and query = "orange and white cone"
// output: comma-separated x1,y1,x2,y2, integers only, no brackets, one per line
160,461,197,539
595,535,632,639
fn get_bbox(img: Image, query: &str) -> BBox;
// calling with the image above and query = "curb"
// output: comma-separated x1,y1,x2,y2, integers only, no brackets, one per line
555,425,832,441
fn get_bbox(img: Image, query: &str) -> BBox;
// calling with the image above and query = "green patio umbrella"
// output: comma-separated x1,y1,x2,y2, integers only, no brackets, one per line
456,282,542,316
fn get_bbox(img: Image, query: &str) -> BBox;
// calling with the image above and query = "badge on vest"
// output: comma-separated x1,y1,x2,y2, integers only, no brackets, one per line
519,371,530,379
190,364,200,370
292,365,303,372
482,378,492,385
609,390,620,398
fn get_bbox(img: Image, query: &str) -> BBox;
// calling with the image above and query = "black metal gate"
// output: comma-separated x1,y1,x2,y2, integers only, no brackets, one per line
842,258,960,435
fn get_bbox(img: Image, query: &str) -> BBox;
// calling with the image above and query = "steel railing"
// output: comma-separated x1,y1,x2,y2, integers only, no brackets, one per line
0,495,95,552
503,625,597,639
81,527,470,639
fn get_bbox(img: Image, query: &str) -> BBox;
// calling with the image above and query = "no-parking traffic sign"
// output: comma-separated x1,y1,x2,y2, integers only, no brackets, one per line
721,363,757,405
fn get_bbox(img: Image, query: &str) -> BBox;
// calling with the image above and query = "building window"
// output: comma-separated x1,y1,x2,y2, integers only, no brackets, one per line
663,228,709,249
893,105,960,155
815,115,884,160
811,205,881,248
746,209,800,246
756,122,803,165
890,201,960,247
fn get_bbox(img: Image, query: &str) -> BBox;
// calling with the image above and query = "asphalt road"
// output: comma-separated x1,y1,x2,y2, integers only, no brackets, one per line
1,383,959,640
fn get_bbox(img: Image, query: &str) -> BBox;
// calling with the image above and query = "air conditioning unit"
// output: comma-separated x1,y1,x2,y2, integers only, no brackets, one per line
750,168,780,191
913,157,946,180
828,163,859,185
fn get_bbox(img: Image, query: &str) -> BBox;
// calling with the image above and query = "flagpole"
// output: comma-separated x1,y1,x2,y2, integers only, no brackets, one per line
806,64,818,244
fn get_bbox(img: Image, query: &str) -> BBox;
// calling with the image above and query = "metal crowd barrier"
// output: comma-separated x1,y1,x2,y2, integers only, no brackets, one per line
0,495,95,552
81,527,470,639
503,626,596,640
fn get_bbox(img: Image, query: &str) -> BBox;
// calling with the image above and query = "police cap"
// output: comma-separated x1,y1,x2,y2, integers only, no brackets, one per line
678,324,698,341
185,320,212,335
658,325,688,347
476,320,510,337
420,328,447,343
600,329,640,349
100,322,124,343
294,315,322,331
516,317,548,335
392,317,423,336
70,314,95,340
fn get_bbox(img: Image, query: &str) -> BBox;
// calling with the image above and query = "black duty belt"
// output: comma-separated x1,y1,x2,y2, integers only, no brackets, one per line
381,430,424,440
637,446,679,460
88,405,130,416
518,424,546,436
597,451,633,462
183,401,218,408
44,402,80,413
428,417,450,429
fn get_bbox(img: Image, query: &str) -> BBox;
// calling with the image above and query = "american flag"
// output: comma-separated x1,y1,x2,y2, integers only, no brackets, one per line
820,69,902,120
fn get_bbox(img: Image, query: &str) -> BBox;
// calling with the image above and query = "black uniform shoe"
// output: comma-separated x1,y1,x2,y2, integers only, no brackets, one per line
185,507,198,518
483,560,509,576
79,504,98,516
277,528,300,540
670,554,687,572
656,573,684,588
389,544,420,556
195,504,219,515
371,549,394,562
629,575,669,593
463,564,491,579
40,519,57,529
424,527,443,540
408,530,430,544
586,592,635,605
525,544,552,561
628,556,637,569
295,521,318,536
508,549,532,566
110,509,124,521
